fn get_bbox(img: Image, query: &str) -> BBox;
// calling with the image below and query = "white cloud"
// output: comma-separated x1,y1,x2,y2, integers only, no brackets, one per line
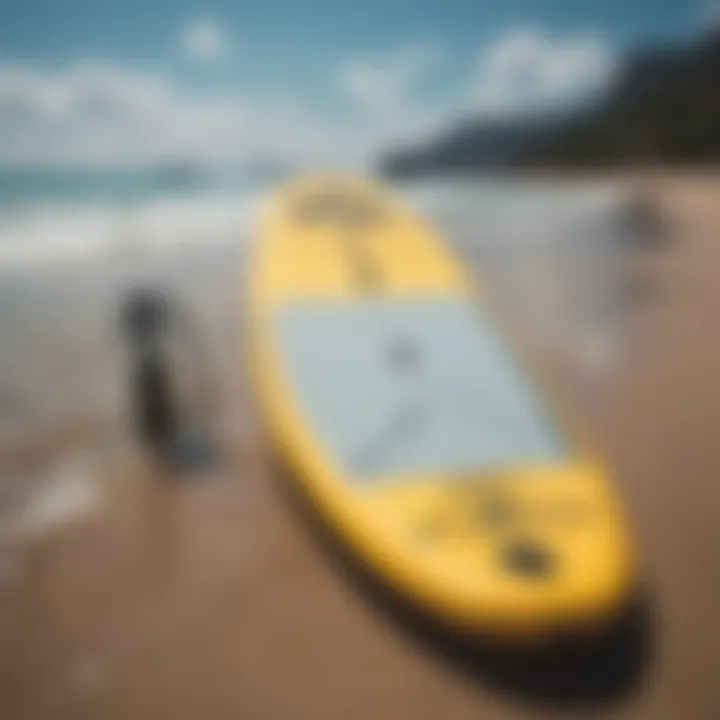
334,43,456,152
0,61,355,167
336,44,440,117
475,27,616,117
179,17,230,63
0,30,615,170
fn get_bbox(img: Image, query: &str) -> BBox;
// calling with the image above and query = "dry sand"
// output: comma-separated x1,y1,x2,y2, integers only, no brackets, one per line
0,175,719,719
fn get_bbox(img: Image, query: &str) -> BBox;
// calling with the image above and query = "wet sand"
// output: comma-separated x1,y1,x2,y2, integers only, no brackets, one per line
1,176,719,719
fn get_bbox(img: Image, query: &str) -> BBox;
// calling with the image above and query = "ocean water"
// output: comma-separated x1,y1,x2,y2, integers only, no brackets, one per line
0,168,630,454
0,165,267,207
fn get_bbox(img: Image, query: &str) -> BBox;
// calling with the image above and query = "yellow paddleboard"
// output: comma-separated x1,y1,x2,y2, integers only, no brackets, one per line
248,175,635,639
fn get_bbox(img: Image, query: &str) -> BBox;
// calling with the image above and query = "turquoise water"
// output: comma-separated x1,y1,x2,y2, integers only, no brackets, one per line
0,166,272,207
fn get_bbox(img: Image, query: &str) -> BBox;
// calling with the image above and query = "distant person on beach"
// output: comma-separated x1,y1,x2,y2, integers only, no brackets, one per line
121,288,217,474
122,291,178,464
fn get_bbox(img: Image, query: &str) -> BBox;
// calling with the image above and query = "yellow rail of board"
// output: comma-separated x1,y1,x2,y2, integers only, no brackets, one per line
248,175,636,639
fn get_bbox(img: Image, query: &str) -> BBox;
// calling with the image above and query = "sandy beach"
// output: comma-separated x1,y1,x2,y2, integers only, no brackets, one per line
0,174,719,719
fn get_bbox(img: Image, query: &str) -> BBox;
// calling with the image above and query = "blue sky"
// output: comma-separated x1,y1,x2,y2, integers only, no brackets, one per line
0,0,712,166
